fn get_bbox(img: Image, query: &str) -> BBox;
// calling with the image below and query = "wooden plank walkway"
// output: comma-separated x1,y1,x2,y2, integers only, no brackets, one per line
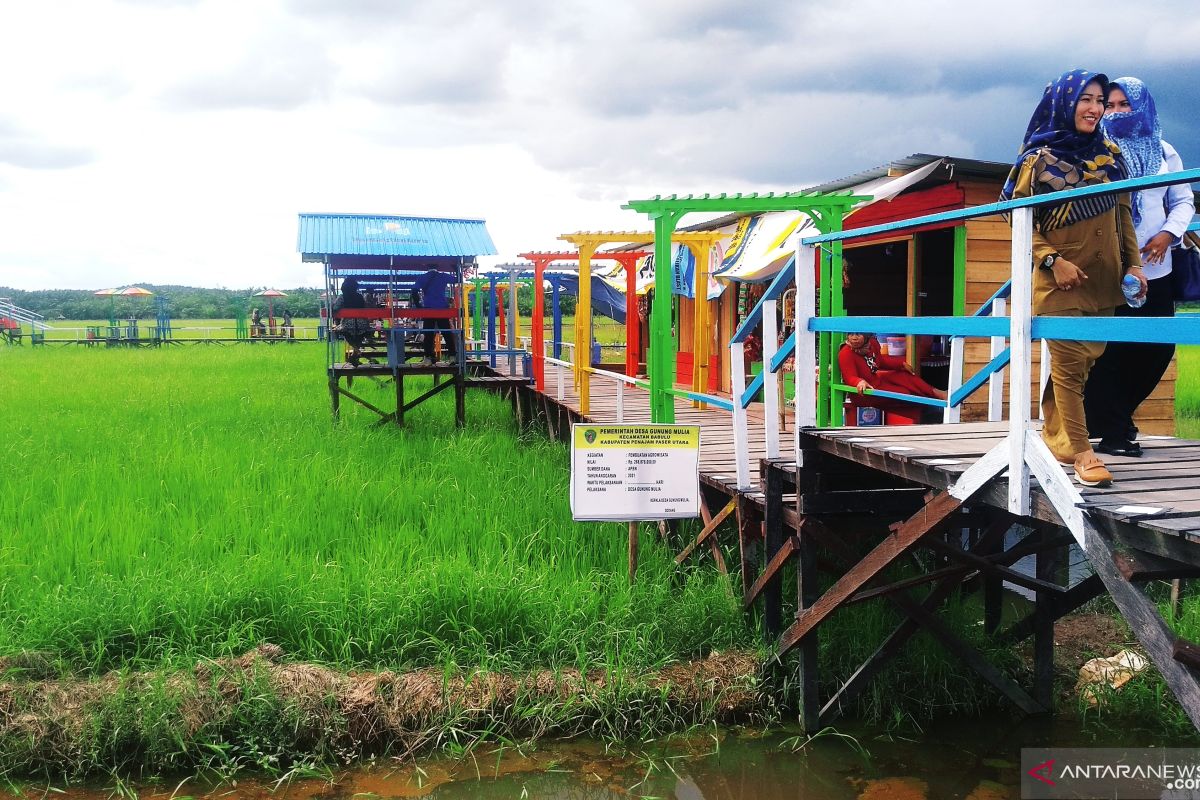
492,360,1200,729
804,422,1200,546
502,361,797,492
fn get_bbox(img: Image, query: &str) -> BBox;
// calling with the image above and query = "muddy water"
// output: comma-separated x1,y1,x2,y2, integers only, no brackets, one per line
28,717,1182,800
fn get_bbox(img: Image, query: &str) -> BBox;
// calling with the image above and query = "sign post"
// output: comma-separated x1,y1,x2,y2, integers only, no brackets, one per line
570,424,702,583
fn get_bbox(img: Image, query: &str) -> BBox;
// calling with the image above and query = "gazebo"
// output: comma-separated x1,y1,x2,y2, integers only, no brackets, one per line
297,212,512,426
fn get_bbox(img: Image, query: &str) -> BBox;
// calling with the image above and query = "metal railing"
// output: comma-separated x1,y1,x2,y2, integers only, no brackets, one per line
0,299,50,331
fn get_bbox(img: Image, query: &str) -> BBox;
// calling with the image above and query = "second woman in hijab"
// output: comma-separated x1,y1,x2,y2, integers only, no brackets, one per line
1083,77,1196,457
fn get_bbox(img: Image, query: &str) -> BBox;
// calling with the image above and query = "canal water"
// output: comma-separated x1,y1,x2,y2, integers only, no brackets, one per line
29,715,1185,800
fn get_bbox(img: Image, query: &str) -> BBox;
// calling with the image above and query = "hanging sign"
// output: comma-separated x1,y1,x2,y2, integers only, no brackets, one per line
570,424,701,521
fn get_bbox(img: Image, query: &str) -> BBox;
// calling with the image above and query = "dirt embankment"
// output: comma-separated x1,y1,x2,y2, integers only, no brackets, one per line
0,646,763,775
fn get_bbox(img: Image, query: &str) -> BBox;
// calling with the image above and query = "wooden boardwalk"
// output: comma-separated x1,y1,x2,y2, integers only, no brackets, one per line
492,360,1200,732
806,421,1200,542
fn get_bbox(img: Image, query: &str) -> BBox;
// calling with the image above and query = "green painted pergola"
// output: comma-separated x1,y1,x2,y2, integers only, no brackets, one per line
622,191,868,423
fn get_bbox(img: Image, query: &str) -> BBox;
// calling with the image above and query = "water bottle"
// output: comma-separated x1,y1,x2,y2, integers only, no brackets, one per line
1121,273,1146,308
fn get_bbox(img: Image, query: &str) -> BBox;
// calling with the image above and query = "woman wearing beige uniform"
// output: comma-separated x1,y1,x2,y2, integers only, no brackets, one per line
1001,69,1144,487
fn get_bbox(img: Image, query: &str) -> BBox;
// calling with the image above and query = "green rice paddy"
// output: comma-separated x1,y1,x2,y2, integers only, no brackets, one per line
0,344,747,675
2,339,1200,775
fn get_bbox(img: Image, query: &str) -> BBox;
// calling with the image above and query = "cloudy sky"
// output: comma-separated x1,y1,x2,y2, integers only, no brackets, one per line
2,0,1197,291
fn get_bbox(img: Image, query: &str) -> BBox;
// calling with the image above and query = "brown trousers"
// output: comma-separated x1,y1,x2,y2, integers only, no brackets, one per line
1040,309,1112,460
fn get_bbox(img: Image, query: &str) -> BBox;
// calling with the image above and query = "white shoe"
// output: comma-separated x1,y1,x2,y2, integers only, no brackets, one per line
419,358,433,367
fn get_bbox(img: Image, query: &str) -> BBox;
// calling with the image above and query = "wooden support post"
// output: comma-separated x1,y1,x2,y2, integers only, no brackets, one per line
455,372,465,427
1033,536,1063,711
674,497,736,565
796,516,819,731
776,488,966,658
737,494,760,599
983,523,1005,635
394,369,403,426
1082,516,1200,730
763,465,786,641
397,371,407,425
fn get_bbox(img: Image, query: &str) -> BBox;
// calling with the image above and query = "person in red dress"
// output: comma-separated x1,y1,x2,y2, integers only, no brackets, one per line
838,333,946,415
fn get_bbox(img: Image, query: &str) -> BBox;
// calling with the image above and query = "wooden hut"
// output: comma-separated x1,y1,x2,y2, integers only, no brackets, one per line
809,153,1175,433
672,154,1176,433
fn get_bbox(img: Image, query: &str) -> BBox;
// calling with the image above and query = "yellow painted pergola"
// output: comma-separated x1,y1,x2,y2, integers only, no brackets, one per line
558,230,726,414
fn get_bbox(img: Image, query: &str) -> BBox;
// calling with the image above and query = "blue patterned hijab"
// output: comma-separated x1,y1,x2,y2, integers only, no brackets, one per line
1001,69,1129,231
1101,76,1162,224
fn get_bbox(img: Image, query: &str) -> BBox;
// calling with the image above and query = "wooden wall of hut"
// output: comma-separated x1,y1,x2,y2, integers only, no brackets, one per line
675,294,730,393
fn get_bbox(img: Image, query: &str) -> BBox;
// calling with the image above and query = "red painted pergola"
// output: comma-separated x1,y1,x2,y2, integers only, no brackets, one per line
519,249,650,392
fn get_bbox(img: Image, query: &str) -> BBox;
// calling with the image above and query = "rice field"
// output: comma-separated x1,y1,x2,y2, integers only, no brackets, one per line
0,344,748,675
1175,345,1200,438
2,339,1199,775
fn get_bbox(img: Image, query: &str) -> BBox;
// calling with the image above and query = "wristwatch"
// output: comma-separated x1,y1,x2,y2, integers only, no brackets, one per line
1040,253,1060,270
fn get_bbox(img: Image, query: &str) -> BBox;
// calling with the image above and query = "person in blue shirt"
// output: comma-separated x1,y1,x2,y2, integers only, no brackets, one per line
411,265,459,366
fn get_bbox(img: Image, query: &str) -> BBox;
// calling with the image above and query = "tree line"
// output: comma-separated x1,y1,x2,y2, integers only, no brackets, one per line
2,283,581,320
0,286,325,320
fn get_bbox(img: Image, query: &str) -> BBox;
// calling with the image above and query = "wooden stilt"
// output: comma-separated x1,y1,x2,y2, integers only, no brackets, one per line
795,517,819,731
1033,537,1062,711
396,370,404,426
737,494,761,599
763,465,787,641
455,372,465,427
983,524,1006,634
995,575,1102,650
776,488,966,658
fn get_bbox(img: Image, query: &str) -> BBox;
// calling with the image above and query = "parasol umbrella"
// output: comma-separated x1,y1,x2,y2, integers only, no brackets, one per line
93,288,119,324
253,289,288,326
117,287,154,333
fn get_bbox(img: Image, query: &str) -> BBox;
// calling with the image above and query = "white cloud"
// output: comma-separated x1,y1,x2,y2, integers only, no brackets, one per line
0,0,1197,290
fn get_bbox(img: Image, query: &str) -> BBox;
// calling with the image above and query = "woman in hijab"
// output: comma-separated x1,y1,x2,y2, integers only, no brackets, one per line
1083,77,1195,457
1001,69,1144,487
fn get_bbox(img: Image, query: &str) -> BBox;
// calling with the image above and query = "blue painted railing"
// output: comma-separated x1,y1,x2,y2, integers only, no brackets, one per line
789,170,1200,419
802,168,1200,246
731,254,797,344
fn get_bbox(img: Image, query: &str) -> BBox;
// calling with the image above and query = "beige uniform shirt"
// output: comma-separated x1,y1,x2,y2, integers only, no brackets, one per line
1009,153,1142,315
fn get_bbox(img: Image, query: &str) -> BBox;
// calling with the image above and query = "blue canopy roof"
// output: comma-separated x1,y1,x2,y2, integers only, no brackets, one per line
298,213,497,264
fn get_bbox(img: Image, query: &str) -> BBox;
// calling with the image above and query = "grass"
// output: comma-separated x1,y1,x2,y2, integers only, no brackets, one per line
0,345,747,675
1175,344,1200,438
2,340,1199,775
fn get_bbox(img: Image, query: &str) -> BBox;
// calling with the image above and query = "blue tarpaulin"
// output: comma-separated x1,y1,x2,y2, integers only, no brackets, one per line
555,275,627,324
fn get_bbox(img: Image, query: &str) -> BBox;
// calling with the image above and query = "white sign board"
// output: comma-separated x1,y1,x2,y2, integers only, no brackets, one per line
570,424,701,521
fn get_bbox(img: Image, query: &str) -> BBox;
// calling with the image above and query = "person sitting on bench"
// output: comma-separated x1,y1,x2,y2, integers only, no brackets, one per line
838,333,946,418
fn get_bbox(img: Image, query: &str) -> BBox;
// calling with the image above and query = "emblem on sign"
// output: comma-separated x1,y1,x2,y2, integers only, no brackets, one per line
584,429,597,444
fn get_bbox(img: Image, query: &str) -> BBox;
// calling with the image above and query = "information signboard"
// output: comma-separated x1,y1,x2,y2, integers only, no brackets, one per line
569,424,701,521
